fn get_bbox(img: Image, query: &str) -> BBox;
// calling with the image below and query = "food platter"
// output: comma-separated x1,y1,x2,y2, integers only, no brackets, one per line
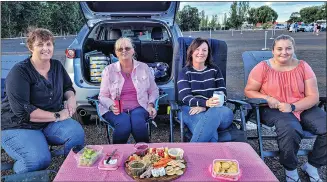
124,145,187,181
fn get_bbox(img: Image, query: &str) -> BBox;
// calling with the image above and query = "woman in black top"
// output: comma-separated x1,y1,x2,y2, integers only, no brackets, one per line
316,23,321,36
1,28,85,173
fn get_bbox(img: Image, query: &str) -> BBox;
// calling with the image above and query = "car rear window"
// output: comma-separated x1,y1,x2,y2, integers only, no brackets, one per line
89,25,170,41
113,27,169,41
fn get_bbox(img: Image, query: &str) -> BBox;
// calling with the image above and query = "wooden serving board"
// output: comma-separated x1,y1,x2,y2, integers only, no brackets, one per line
124,160,187,181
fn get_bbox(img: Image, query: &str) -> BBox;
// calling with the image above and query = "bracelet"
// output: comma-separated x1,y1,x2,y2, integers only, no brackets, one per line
264,95,270,100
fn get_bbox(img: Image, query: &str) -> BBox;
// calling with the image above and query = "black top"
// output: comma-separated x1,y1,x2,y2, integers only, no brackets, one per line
1,57,75,130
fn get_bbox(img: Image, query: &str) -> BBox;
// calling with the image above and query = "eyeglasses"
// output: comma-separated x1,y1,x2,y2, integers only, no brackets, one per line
116,47,132,52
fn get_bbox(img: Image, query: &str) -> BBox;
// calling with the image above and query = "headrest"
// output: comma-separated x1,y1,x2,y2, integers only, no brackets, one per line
109,29,122,40
151,27,163,40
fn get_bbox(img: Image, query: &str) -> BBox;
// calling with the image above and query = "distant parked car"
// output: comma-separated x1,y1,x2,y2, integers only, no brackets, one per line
274,24,286,29
321,23,326,31
298,23,308,32
305,23,314,32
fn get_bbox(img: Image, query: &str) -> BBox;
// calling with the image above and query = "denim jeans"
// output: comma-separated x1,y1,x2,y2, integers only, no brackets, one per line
260,106,327,170
102,106,149,144
181,106,234,142
1,118,85,174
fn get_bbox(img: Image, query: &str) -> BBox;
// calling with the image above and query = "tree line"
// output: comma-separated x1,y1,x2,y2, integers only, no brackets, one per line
1,1,326,38
178,2,326,31
1,1,84,38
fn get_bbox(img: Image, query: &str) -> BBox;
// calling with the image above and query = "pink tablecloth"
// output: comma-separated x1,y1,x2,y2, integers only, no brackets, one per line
54,142,278,181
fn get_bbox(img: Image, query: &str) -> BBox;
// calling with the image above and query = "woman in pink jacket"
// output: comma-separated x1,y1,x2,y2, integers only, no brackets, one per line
99,37,159,144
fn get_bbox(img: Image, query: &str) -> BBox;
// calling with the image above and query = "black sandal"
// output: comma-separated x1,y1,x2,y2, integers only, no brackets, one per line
301,170,322,182
286,175,301,182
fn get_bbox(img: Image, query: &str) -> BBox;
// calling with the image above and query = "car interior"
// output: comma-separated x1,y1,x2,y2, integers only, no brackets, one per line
82,22,173,84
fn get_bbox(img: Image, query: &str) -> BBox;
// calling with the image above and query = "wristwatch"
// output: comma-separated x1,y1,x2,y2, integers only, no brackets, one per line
290,104,296,112
54,112,60,122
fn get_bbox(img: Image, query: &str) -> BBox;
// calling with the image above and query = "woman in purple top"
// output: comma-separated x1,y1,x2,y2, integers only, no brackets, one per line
99,37,159,144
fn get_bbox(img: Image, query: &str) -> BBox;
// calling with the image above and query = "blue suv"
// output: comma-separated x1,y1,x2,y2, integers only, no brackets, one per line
64,2,181,124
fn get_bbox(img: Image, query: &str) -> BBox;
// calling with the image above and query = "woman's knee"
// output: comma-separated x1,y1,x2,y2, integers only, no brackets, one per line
131,107,148,118
14,148,51,173
301,106,327,135
276,121,304,140
111,114,132,133
206,106,233,120
60,118,85,144
2,129,52,173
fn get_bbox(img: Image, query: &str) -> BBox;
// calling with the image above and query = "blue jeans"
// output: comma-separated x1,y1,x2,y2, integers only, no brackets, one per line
181,106,233,142
1,118,85,174
102,106,149,144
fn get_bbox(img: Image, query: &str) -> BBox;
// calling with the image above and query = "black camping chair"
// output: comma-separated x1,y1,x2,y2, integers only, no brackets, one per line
169,37,251,142
241,50,327,159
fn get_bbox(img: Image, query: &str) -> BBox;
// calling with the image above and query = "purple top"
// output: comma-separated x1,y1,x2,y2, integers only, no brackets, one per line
121,72,140,111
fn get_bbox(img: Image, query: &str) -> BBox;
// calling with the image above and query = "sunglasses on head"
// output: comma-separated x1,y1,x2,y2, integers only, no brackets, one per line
116,47,132,52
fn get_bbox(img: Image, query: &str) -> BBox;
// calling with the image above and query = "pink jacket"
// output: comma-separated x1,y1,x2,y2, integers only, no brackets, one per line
98,60,159,116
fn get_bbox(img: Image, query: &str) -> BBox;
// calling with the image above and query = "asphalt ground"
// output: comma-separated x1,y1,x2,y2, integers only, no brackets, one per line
1,30,326,181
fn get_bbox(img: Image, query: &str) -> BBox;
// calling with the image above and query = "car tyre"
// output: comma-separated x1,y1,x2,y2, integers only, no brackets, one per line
72,110,92,125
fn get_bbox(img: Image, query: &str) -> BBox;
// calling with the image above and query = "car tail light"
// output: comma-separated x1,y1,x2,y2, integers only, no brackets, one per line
66,49,75,59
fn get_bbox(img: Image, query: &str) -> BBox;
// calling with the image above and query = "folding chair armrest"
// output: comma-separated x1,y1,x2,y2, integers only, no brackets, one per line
87,98,99,103
154,93,169,110
243,98,268,107
169,100,180,111
227,99,252,110
318,96,327,109
319,96,326,104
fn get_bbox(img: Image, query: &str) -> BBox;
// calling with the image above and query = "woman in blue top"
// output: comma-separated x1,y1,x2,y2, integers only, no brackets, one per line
177,37,234,142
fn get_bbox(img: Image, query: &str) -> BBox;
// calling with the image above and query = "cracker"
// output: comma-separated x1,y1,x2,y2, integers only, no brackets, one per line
174,167,181,171
178,163,185,169
175,170,184,175
166,171,175,176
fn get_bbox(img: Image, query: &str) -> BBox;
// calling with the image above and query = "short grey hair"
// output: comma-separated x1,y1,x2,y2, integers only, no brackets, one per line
114,37,137,59
272,34,296,50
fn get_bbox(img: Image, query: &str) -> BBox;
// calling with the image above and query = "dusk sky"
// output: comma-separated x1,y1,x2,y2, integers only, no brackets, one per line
180,2,325,23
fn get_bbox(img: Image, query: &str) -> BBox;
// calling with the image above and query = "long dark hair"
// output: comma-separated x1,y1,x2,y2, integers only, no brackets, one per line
185,37,214,67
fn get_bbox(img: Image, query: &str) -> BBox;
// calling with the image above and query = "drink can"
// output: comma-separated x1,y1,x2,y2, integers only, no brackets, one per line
114,99,123,113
